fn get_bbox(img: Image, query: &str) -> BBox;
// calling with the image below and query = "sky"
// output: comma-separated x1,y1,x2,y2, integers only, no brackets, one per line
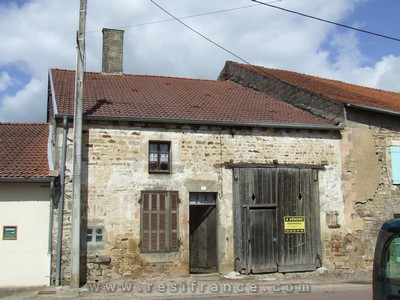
0,0,399,122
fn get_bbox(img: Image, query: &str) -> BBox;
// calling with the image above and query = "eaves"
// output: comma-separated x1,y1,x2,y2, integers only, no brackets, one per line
54,114,343,131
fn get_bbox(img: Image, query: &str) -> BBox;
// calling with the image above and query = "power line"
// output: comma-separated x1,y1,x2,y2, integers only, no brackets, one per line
86,3,279,34
150,0,254,65
149,0,292,90
252,0,400,43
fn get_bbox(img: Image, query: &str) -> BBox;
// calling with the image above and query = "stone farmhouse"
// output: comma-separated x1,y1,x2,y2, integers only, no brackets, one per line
44,28,400,286
219,61,400,270
0,123,56,286
47,29,347,285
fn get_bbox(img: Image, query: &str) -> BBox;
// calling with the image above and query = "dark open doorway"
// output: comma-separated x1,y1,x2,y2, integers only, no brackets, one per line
189,192,217,274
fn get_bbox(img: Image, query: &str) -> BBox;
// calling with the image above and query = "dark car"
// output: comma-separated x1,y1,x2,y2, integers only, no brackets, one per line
373,218,400,299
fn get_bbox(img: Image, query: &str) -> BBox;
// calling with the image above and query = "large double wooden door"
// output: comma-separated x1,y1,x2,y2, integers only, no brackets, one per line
233,167,322,274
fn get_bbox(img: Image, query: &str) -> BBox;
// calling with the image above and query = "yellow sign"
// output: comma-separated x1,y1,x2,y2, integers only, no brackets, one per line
284,216,305,233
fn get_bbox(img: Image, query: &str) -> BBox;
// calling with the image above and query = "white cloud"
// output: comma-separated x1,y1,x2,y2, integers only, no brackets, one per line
0,0,77,76
0,77,45,122
305,30,400,92
348,55,400,92
0,71,12,92
0,0,399,122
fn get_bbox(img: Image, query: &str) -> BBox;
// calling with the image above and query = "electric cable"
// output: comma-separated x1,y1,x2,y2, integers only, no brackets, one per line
86,3,282,34
150,0,253,65
252,0,400,42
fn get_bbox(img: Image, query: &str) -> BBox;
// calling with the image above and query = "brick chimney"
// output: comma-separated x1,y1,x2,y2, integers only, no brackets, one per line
102,28,124,74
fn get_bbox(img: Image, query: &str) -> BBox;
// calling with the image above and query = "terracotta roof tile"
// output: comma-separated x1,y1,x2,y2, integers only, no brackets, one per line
0,123,50,179
50,69,336,127
231,62,400,112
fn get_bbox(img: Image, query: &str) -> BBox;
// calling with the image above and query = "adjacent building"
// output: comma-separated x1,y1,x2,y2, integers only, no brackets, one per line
219,61,400,269
0,123,55,286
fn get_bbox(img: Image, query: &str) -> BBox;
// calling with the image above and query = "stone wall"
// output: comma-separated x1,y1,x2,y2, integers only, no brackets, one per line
329,110,400,270
52,121,343,283
219,61,400,272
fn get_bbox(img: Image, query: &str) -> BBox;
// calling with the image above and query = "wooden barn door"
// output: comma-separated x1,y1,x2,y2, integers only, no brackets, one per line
189,193,217,273
247,207,277,273
236,168,279,274
277,168,321,272
233,167,321,274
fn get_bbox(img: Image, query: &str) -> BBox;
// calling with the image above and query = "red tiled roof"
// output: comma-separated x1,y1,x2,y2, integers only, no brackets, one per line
0,123,50,179
231,62,400,112
50,69,336,127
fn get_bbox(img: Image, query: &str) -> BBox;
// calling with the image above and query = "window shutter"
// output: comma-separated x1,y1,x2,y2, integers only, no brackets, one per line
142,193,150,252
391,146,400,184
141,191,179,253
170,191,179,251
151,193,160,251
159,193,166,251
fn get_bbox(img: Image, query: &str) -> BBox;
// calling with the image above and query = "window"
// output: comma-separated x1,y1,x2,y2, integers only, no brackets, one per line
141,191,179,253
384,234,400,280
391,146,400,184
189,192,217,205
87,227,103,243
149,141,171,173
3,226,17,240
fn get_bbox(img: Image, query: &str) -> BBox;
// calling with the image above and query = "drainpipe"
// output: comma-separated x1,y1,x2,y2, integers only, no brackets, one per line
56,116,68,286
47,123,56,286
48,179,55,286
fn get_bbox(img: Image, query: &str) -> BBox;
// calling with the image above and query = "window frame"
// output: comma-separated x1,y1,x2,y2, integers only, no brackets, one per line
140,191,179,253
86,227,104,243
148,141,171,174
189,192,217,206
390,146,400,184
2,226,17,240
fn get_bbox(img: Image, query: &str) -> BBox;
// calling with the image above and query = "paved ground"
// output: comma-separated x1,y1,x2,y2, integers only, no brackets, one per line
0,269,372,299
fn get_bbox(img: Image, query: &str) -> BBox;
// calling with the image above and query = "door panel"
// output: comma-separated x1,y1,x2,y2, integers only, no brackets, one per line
277,168,319,272
248,208,277,273
190,205,217,273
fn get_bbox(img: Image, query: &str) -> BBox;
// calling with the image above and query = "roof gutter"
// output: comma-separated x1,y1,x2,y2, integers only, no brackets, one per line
54,114,343,131
0,177,54,183
49,69,58,115
346,103,400,117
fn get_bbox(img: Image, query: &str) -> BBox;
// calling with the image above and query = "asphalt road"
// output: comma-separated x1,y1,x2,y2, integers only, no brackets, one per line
0,282,372,299
185,287,371,300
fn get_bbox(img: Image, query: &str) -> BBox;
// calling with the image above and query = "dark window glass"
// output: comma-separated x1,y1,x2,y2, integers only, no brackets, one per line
149,141,171,173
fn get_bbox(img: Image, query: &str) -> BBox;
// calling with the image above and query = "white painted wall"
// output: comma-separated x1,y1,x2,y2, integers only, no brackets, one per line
0,183,50,286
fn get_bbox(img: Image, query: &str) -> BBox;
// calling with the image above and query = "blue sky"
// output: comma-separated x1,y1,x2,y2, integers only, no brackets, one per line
0,0,399,122
335,0,400,63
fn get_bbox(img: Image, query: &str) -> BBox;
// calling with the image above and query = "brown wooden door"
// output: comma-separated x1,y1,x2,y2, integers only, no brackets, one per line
247,208,277,273
233,167,321,274
190,205,217,273
277,168,321,272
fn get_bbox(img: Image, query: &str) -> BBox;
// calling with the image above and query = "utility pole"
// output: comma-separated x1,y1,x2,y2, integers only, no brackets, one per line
71,0,87,289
